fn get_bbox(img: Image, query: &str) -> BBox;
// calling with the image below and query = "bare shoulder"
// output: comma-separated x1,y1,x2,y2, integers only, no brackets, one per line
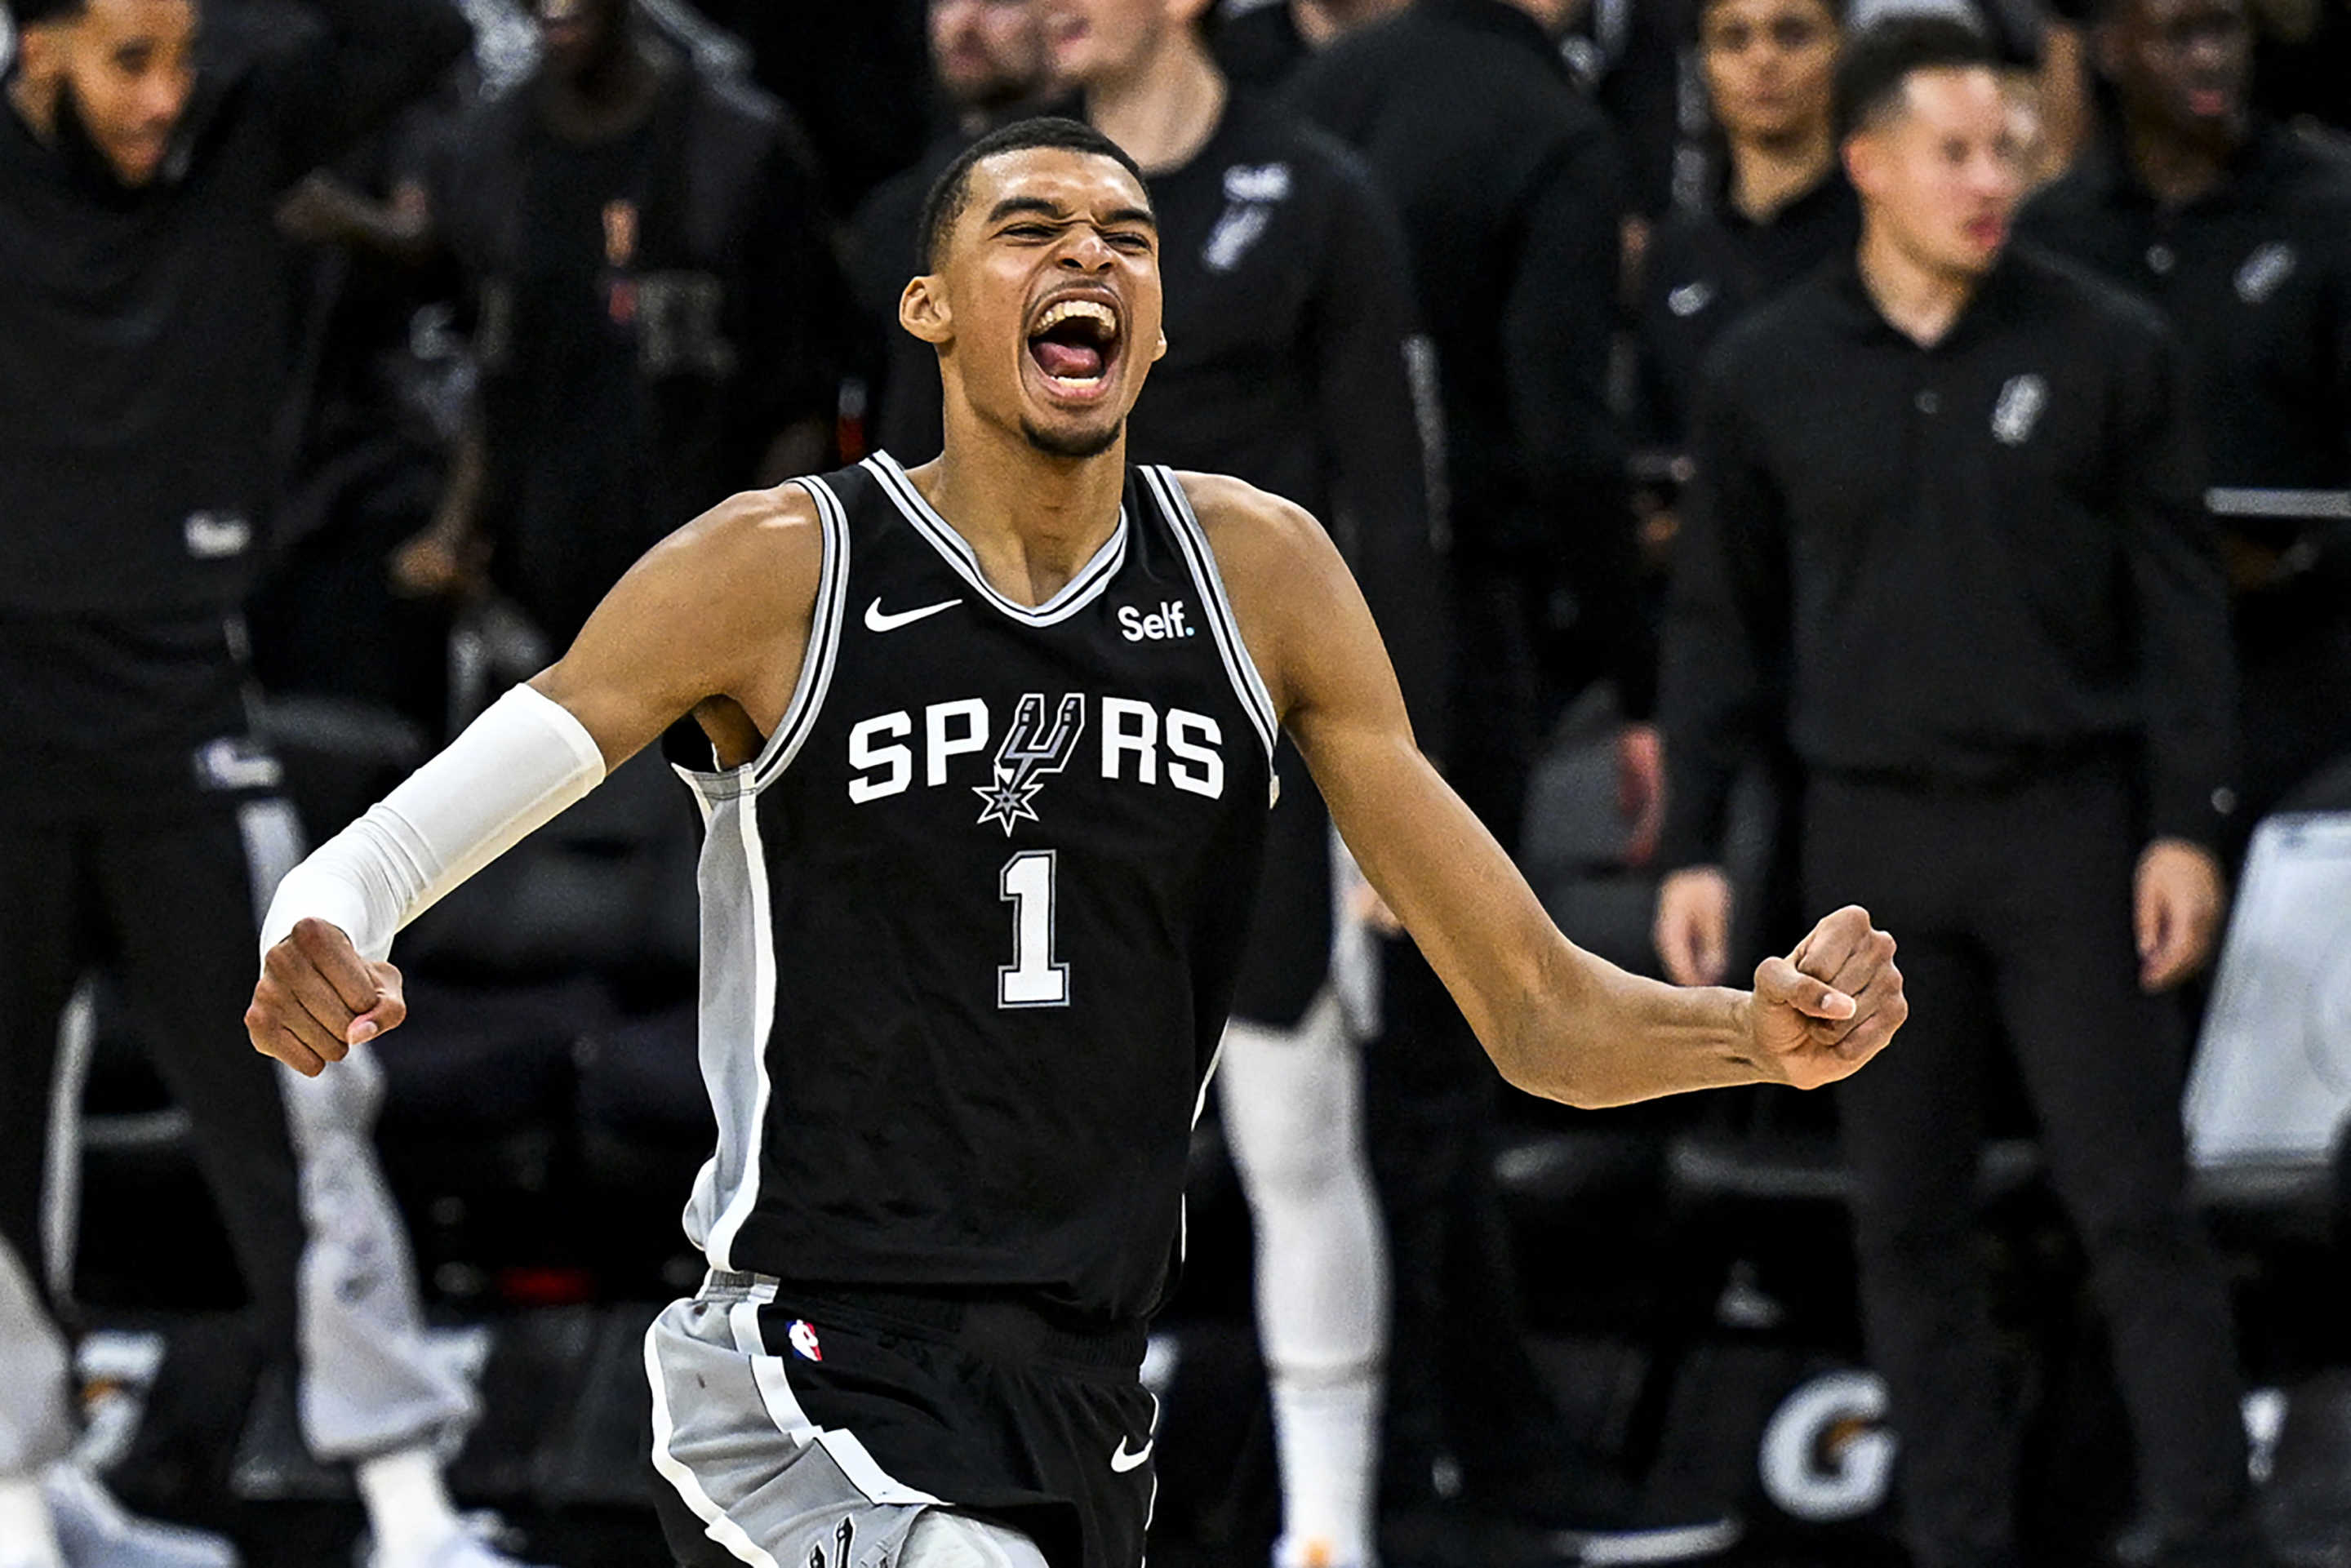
544,481,832,753
653,481,827,589
1171,470,1338,581
1170,470,1360,724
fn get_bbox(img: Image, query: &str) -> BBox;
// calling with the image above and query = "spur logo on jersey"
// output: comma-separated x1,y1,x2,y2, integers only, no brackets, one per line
1990,373,2047,446
846,693,1230,822
1118,600,1195,642
975,693,1087,834
2237,242,2296,304
1205,162,1291,273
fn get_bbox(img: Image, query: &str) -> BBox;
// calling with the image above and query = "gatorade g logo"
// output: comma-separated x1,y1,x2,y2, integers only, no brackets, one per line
1758,1370,1897,1522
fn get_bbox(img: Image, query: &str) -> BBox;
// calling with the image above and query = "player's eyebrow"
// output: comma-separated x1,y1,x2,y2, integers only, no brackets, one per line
986,196,1158,232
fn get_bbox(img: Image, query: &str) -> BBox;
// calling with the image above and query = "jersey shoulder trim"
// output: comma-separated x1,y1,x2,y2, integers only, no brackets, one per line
1140,465,1279,765
674,473,854,798
864,451,1130,628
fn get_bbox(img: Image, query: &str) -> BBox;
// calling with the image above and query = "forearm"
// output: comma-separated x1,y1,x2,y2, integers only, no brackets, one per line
260,685,606,962
1322,724,1764,1107
1501,947,1764,1108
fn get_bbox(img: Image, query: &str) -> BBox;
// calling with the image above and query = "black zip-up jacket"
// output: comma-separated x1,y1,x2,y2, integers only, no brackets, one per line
433,55,836,641
0,0,471,617
2018,127,2351,629
1636,171,1861,451
1660,245,2237,866
1287,0,1650,714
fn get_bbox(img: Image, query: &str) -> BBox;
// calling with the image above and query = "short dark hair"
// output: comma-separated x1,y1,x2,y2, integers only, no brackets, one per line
915,116,1149,275
1832,14,2000,141
11,0,88,25
1692,0,1845,38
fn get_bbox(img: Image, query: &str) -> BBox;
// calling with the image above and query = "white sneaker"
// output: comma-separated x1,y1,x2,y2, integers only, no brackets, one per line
40,1464,238,1568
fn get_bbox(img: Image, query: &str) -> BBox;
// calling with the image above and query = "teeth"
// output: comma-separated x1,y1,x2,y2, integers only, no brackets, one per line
1035,300,1118,335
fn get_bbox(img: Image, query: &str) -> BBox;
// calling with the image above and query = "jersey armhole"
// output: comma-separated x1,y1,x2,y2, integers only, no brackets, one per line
1140,466,1281,766
672,474,854,801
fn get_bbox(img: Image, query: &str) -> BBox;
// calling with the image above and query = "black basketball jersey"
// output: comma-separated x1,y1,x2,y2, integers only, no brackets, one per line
674,453,1277,1324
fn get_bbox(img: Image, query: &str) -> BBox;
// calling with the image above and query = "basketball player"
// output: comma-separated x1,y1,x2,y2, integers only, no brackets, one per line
247,118,1907,1568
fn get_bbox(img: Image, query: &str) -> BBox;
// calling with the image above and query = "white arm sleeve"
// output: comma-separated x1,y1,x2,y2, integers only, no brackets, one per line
259,684,609,964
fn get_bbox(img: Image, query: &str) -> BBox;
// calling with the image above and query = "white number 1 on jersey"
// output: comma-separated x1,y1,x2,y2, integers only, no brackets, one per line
998,850,1070,1008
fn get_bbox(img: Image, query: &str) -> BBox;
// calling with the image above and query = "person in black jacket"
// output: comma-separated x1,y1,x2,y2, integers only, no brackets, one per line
0,1,541,1565
2019,0,2351,842
1659,20,2265,1568
1644,0,1857,979
392,0,839,648
1637,0,1856,461
1042,2,1446,1563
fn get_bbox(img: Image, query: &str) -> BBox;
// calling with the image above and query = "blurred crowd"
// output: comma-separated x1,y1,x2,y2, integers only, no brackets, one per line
3,0,2349,1564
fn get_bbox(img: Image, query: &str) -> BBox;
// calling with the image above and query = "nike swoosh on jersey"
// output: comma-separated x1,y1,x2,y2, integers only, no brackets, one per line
864,596,963,633
1110,1436,1154,1473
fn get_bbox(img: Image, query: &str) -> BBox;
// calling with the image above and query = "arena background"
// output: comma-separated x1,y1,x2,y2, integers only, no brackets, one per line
3,0,2349,1564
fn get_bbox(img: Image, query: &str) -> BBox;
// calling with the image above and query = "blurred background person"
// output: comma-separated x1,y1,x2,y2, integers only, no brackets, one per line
0,0,540,1564
1287,5,1745,1565
1645,0,1855,984
1659,18,2262,1566
1210,0,1406,87
1638,0,1855,464
394,0,839,652
2019,0,2351,842
851,0,1055,465
1039,1,1448,1564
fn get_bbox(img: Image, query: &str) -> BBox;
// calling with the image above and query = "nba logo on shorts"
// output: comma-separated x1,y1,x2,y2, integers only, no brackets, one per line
787,1320,823,1361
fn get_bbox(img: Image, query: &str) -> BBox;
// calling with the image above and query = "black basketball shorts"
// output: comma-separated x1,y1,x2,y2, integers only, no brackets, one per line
647,1273,1159,1568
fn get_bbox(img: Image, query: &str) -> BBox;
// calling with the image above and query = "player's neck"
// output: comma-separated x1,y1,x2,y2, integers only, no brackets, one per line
1855,223,1980,348
1082,32,1228,176
912,420,1131,609
7,69,60,149
540,33,668,142
2122,113,2237,211
1727,127,1834,223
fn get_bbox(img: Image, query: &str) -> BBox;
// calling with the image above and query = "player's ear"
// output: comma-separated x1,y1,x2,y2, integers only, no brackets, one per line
13,21,68,94
900,273,953,346
1842,131,1877,199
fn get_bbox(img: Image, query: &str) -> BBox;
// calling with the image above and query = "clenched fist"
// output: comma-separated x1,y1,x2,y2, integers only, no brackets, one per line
245,917,407,1077
1747,904,1906,1090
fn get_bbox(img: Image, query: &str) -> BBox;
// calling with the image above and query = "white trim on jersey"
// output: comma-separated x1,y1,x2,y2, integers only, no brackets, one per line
700,796,781,1273
751,476,856,788
1140,466,1280,765
864,451,1131,628
643,1320,784,1568
666,473,852,792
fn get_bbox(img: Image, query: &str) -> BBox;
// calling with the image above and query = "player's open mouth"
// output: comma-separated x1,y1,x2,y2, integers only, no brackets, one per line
1026,297,1122,397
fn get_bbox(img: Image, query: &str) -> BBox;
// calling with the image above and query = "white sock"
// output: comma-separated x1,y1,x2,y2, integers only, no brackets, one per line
355,1446,462,1565
1269,1365,1380,1568
0,1475,64,1568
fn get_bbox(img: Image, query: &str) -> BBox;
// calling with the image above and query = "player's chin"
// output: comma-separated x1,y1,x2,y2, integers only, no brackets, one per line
1016,366,1129,459
1020,412,1125,461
